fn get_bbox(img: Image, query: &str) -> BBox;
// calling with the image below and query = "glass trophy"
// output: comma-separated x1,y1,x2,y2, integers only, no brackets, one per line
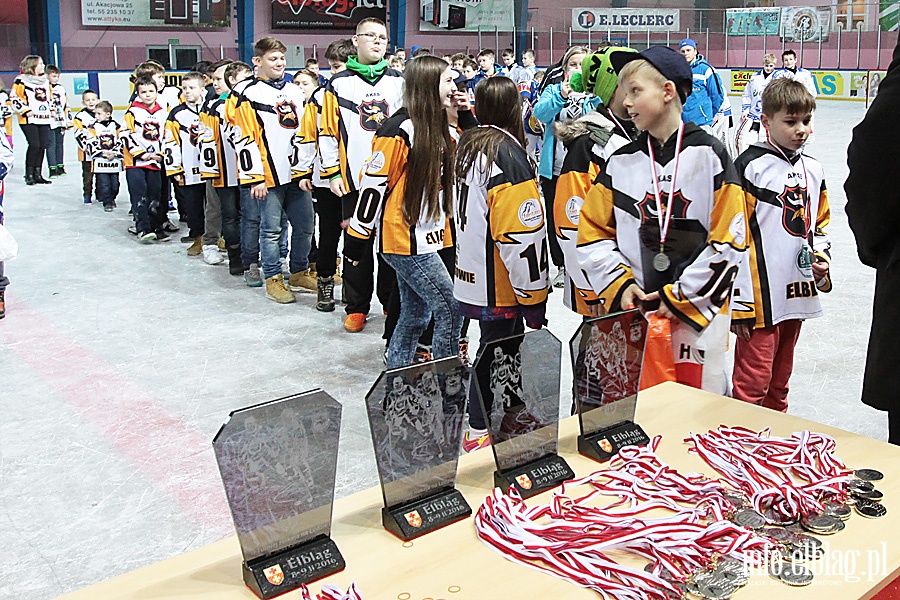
569,309,650,462
213,390,345,599
365,357,472,540
472,329,574,498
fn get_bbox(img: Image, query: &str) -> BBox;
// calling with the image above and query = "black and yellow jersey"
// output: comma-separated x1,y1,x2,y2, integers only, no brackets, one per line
345,109,455,260
318,68,404,192
0,90,12,138
576,124,748,333
297,85,327,188
164,102,206,185
198,95,238,188
454,127,549,308
121,101,166,170
554,113,632,316
225,77,304,187
86,119,123,158
731,143,831,328
72,108,96,162
11,75,53,125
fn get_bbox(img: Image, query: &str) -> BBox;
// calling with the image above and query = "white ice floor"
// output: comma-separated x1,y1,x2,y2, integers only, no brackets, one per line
0,100,887,599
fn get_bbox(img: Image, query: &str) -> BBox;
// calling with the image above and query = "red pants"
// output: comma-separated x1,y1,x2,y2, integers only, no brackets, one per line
732,320,803,412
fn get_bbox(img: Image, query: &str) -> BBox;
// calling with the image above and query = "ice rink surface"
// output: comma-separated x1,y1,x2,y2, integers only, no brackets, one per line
0,99,886,598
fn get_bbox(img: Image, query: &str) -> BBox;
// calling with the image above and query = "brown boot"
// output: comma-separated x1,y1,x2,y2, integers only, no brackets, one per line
334,258,343,285
187,236,203,256
288,268,317,293
265,274,296,304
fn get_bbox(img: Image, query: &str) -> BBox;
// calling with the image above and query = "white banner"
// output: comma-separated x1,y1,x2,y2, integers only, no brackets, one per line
572,8,679,32
780,6,832,42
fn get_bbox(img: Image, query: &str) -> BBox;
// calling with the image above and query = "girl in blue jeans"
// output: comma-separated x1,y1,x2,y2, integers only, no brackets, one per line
344,56,469,369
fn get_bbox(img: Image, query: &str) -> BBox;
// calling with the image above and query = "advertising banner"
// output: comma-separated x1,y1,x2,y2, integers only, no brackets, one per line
725,8,781,36
420,0,514,32
82,0,230,27
881,0,900,31
780,6,832,42
731,70,755,92
274,0,386,29
571,8,679,32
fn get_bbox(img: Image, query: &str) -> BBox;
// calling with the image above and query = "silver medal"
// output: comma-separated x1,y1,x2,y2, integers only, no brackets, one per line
855,468,885,481
653,252,670,272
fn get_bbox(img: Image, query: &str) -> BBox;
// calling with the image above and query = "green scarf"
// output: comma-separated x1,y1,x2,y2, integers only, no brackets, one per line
346,56,388,81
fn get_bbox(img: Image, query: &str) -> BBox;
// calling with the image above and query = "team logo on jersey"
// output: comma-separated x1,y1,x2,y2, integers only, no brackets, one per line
188,123,203,147
636,189,692,222
779,185,810,238
142,122,161,142
518,198,543,227
275,100,299,129
263,564,284,586
359,100,389,131
565,196,582,225
99,134,116,150
35,87,48,102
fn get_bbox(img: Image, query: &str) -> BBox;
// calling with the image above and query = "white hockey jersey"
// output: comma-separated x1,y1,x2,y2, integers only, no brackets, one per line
86,119,124,172
318,68,404,192
731,142,831,328
297,85,327,188
50,82,70,129
741,69,774,121
226,77,304,187
455,128,549,308
11,75,53,125
72,108,97,162
576,124,748,333
198,95,238,188
772,67,817,98
164,102,206,185
121,101,166,170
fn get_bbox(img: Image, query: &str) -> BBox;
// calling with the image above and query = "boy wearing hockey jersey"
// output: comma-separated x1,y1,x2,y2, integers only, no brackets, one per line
556,46,638,316
87,101,123,212
227,37,314,304
736,54,776,156
577,46,748,393
0,132,12,319
72,90,99,204
319,18,404,330
46,65,69,178
730,78,831,412
122,76,167,243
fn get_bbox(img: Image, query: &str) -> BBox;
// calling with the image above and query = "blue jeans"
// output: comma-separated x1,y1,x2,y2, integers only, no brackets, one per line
47,127,64,167
259,184,314,279
381,252,461,370
95,172,120,208
239,186,260,268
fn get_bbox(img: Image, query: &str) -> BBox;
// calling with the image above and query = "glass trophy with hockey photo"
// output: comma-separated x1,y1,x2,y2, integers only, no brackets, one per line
365,357,472,541
473,328,574,498
213,390,345,599
569,309,650,462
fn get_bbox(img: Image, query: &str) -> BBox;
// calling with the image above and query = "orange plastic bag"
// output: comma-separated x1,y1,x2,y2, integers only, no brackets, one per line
639,313,676,389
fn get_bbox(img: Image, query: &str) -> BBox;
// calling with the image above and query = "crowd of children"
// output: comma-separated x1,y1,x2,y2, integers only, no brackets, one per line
5,35,830,447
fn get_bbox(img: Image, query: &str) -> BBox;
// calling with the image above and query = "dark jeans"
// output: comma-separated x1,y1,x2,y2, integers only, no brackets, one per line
341,190,375,315
19,123,49,171
313,186,342,278
468,316,525,430
126,167,162,234
218,186,241,250
47,127,64,167
81,161,94,198
239,186,260,268
178,183,206,239
95,172,120,208
539,176,565,268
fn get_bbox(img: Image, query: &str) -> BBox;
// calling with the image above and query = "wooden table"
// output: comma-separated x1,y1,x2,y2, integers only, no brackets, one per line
58,382,900,599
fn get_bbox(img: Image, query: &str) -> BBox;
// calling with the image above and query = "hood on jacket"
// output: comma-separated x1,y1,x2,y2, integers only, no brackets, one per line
554,110,616,145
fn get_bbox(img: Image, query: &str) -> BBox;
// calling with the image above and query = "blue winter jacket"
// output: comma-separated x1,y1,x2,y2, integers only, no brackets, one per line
683,55,725,128
533,83,601,180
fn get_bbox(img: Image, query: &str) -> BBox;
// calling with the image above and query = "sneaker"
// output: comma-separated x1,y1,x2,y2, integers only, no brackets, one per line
343,312,366,333
265,274,296,304
462,429,491,453
103,204,114,212
187,237,203,257
552,266,566,288
0,289,5,319
127,224,137,235
154,230,171,242
218,237,226,252
202,245,225,265
162,220,180,233
83,196,92,204
458,336,470,366
244,263,263,287
138,231,157,244
287,268,317,293
414,344,433,363
316,276,335,312
49,166,59,178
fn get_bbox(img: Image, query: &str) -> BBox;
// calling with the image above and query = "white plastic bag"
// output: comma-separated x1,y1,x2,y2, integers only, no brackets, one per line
0,223,17,261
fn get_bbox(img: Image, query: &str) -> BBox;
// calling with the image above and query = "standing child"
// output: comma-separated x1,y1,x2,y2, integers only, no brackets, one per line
736,54,776,156
86,101,123,212
730,78,830,412
72,90,99,204
577,47,748,393
165,71,208,259
0,132,13,318
122,76,167,243
46,65,70,177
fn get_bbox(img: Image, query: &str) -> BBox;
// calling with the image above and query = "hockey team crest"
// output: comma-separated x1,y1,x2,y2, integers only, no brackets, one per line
188,123,203,147
636,189,692,221
359,100,389,131
264,564,284,586
779,185,810,238
35,87,48,102
142,122,160,142
276,100,299,129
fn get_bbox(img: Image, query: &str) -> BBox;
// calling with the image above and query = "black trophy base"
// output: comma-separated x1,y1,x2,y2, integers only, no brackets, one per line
579,420,650,463
383,487,472,541
495,453,575,499
243,535,345,599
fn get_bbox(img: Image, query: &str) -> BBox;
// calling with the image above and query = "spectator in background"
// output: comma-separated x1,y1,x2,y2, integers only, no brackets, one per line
11,55,53,185
678,38,725,131
306,57,328,86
